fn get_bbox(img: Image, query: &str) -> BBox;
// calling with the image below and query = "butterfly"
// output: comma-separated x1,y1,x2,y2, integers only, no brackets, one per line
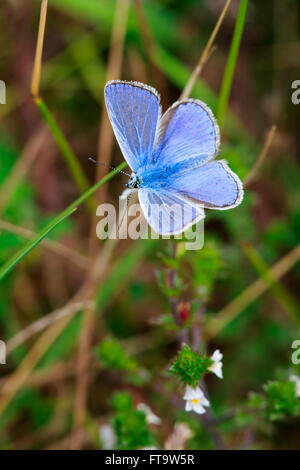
104,80,243,236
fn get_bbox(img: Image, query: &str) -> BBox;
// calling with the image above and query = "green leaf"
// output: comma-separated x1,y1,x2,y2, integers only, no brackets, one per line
217,0,249,130
263,380,300,421
169,344,213,387
111,392,156,450
188,241,223,300
95,337,138,373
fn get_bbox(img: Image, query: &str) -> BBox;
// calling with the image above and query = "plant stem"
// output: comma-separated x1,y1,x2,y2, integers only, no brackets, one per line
35,97,93,211
217,0,248,131
0,207,77,281
0,162,127,281
31,0,48,97
244,125,276,187
180,0,233,100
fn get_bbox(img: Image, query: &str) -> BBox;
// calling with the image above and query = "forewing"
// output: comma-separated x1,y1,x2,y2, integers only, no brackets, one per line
167,160,244,209
139,188,204,235
105,80,161,171
152,99,220,167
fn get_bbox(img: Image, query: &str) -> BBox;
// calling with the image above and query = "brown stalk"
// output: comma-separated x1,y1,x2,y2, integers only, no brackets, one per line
31,0,48,98
180,0,233,100
0,240,114,416
205,244,300,339
95,0,131,205
6,301,95,355
167,3,232,338
0,219,89,270
133,0,166,90
70,0,131,450
0,359,74,390
0,314,75,414
244,125,277,187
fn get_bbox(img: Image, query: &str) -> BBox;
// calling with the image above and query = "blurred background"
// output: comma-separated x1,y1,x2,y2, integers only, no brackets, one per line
0,0,300,450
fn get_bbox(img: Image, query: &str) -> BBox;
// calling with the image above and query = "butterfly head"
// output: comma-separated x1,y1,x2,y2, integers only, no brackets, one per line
126,173,143,189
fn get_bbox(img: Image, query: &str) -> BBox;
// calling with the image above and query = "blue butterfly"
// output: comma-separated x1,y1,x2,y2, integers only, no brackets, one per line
105,80,243,235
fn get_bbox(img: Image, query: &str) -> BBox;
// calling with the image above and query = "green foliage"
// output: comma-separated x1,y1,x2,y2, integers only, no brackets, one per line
110,392,156,450
155,268,182,299
0,388,54,429
25,390,55,429
169,344,213,387
95,337,138,373
188,241,223,300
157,240,223,310
238,379,300,430
263,380,300,421
95,337,149,385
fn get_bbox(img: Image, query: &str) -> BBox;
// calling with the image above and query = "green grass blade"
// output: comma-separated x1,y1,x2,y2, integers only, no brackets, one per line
217,0,248,131
35,97,93,211
0,162,127,281
0,207,77,281
66,161,127,211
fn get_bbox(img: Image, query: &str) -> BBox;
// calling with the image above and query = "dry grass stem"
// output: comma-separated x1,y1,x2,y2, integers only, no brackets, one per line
6,301,95,355
0,219,89,270
205,244,300,338
180,0,233,100
31,0,48,97
71,0,131,449
244,125,277,187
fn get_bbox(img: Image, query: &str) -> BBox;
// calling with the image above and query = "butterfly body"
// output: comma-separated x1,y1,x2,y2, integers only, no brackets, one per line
105,80,243,235
132,155,208,192
126,173,143,189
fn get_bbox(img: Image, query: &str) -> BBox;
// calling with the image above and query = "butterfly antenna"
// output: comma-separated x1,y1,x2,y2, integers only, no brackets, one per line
88,157,131,177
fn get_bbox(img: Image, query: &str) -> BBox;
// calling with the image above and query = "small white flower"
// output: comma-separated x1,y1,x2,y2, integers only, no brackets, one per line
208,349,223,379
289,374,300,397
183,385,210,415
99,424,116,450
137,403,161,425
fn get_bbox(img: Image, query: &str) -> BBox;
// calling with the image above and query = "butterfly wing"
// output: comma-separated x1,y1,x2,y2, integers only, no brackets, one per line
139,188,204,235
152,98,220,167
151,99,243,210
167,160,243,209
105,80,161,172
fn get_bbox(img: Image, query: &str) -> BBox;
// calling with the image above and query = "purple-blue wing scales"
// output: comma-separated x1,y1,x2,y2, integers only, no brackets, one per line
139,188,204,235
152,99,220,167
167,160,244,209
105,80,161,171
